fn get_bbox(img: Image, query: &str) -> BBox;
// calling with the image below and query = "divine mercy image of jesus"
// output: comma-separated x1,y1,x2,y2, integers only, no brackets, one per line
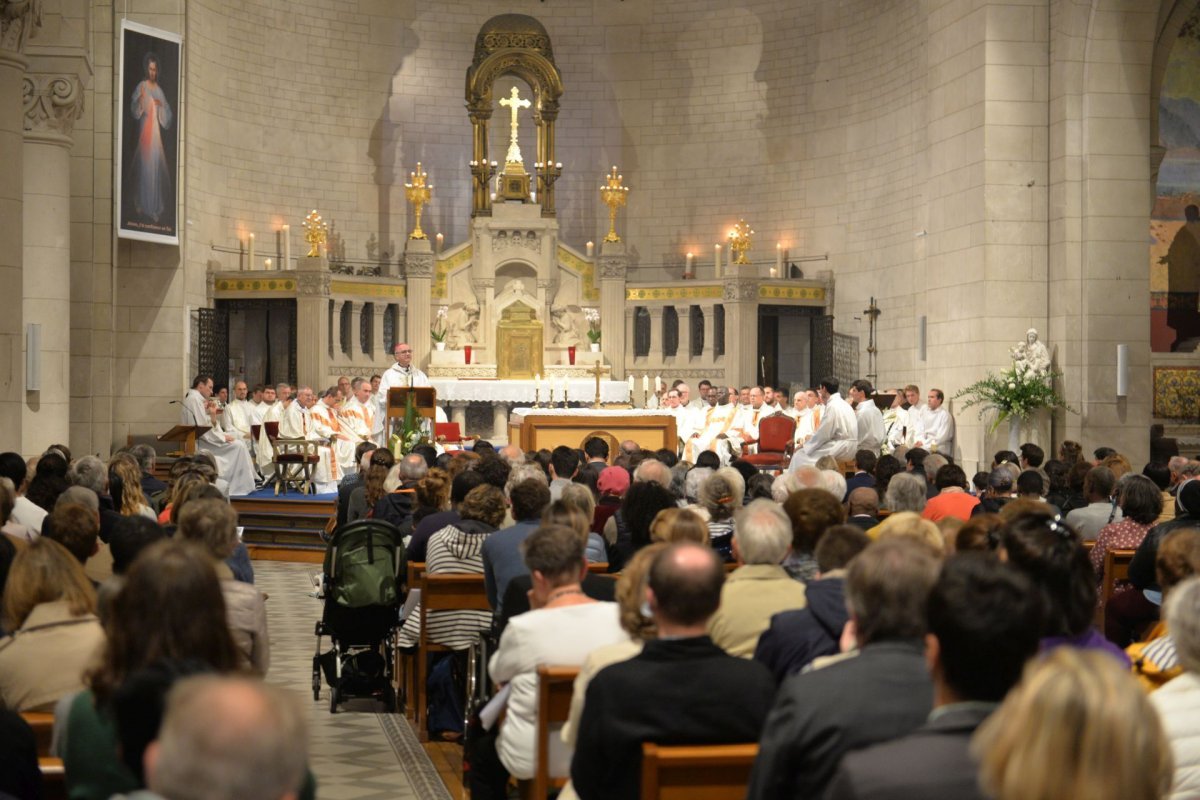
118,21,180,244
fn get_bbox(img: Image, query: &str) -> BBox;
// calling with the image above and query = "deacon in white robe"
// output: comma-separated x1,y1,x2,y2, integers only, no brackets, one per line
788,385,858,469
376,342,431,445
728,387,769,454
339,378,376,451
256,396,285,479
914,389,956,457
279,386,338,493
790,389,820,444
848,381,885,455
222,381,257,455
311,388,357,476
182,377,256,497
902,386,927,448
683,396,741,464
881,391,908,456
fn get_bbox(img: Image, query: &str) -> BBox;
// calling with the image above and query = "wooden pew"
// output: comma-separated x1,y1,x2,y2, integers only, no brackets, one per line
641,742,760,800
1098,547,1137,631
21,711,66,800
396,561,425,720
518,665,581,800
414,572,490,738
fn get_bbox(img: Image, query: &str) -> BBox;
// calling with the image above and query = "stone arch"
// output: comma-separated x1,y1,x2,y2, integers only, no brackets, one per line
465,14,564,218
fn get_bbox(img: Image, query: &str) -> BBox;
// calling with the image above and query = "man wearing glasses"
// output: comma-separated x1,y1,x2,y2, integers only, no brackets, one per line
375,343,431,445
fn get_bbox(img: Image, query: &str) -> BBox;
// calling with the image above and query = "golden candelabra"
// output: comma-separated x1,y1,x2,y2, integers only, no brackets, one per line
589,360,605,409
405,162,433,240
600,166,629,243
728,219,755,266
301,210,327,257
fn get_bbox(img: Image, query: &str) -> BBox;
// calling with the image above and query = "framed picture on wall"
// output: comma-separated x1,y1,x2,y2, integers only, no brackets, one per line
116,19,181,245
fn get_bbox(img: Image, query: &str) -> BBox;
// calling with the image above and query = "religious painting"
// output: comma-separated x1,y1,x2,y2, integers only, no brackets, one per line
1151,9,1200,353
116,20,181,245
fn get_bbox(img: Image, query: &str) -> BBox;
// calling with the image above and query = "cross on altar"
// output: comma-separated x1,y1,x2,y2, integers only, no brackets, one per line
589,361,605,409
499,86,531,165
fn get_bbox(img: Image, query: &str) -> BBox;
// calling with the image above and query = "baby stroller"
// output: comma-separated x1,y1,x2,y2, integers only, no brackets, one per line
312,518,405,713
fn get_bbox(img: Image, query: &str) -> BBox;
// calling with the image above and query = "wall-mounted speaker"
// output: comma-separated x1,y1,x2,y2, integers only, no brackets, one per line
1116,344,1129,397
918,316,927,362
26,323,41,392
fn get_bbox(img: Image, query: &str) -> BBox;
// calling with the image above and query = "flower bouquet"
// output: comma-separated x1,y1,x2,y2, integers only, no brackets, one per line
954,363,1075,433
585,308,601,348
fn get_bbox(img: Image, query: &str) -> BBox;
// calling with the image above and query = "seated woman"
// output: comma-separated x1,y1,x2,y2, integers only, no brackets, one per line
556,487,607,564
347,449,395,524
0,538,104,711
1091,474,1163,610
605,481,678,573
397,484,506,651
176,498,269,674
469,524,627,799
998,510,1129,665
108,455,157,520
696,468,745,562
1149,575,1200,798
973,648,1173,800
649,507,708,545
1127,528,1200,689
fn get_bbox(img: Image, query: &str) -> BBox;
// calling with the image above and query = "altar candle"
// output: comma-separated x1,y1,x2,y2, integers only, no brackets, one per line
655,375,662,393
247,233,255,270
264,258,272,270
535,373,542,394
643,375,649,394
282,225,290,268
776,242,783,272
627,375,634,394
436,233,444,253
586,241,594,258
685,252,694,273
714,244,722,277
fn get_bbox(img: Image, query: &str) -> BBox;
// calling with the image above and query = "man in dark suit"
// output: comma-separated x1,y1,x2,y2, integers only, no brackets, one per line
844,449,877,500
747,539,941,799
826,554,1042,800
581,436,609,481
571,543,776,800
846,487,880,531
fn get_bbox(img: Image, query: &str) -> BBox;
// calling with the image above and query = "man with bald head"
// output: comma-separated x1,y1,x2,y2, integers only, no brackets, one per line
376,342,430,445
222,380,257,455
571,543,776,800
279,386,338,492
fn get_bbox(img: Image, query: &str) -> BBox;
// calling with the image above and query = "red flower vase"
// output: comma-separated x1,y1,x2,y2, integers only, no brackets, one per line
464,345,472,364
567,345,576,365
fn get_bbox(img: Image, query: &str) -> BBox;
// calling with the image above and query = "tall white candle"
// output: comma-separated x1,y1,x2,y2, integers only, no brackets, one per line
655,375,662,393
643,375,649,394
586,241,594,258
264,258,272,270
714,244,722,277
685,252,694,273
282,225,290,269
776,242,783,272
436,233,444,253
627,375,634,395
247,233,255,271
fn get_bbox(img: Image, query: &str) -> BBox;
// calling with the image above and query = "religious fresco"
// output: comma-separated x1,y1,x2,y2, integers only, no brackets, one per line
1152,9,1200,354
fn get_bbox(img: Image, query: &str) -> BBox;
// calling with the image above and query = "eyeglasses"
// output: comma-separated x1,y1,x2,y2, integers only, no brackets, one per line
396,350,412,354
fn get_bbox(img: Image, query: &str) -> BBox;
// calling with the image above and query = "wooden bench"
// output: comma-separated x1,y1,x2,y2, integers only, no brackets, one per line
414,572,490,737
641,742,760,800
21,711,66,800
518,665,581,800
397,561,425,721
1098,547,1137,631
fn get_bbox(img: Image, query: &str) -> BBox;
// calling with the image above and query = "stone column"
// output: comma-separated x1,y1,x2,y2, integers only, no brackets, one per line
723,278,760,387
677,305,693,364
347,301,362,360
404,238,433,371
295,257,332,387
0,1,41,452
597,242,628,379
492,402,509,442
449,401,468,430
21,71,84,453
647,306,664,365
698,303,717,363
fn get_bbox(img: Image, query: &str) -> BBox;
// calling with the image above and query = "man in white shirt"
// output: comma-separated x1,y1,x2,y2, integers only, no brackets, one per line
182,375,257,496
762,386,784,414
915,388,955,457
376,342,430,445
222,380,258,454
789,379,858,469
687,380,713,410
253,384,276,419
0,452,46,535
792,389,821,444
903,384,926,448
849,380,885,455
256,387,288,480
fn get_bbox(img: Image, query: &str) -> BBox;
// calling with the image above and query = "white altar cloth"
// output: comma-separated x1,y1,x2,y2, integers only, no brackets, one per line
430,379,630,404
510,408,674,418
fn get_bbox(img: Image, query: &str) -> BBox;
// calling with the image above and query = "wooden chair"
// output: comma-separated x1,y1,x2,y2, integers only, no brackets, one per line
640,742,759,800
740,415,796,473
435,422,477,451
21,711,66,800
518,665,581,800
586,562,609,574
397,561,426,720
272,438,319,495
414,572,490,737
1099,548,1137,630
836,459,857,478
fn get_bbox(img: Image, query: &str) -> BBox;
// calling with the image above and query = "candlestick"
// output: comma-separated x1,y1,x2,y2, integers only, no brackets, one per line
562,382,569,408
586,241,594,258
282,225,290,269
247,233,255,270
776,242,783,272
714,244,722,277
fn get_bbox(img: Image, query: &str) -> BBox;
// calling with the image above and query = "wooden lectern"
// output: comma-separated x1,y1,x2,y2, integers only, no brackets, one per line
157,425,212,456
387,387,438,423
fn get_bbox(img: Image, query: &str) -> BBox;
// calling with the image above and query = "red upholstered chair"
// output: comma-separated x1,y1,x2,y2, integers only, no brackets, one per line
740,414,796,473
435,422,477,450
264,421,280,441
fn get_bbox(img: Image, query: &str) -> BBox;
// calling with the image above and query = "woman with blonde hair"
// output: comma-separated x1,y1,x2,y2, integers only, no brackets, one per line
649,507,708,545
873,511,946,556
559,484,606,563
543,498,605,564
0,538,104,711
973,647,1173,800
108,455,155,519
697,467,745,561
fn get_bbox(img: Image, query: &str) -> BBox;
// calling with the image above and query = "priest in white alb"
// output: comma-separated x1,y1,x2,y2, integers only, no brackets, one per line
788,379,858,469
222,380,258,456
311,387,357,476
339,377,376,453
849,379,885,454
727,386,769,454
914,388,956,457
375,342,430,445
181,375,257,497
279,386,338,493
683,386,741,464
256,385,287,480
881,389,908,456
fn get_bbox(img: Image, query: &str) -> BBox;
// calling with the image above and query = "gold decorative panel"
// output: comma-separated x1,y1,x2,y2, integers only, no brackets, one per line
1153,366,1200,419
557,245,599,301
329,280,406,298
214,277,296,293
497,301,543,379
626,285,723,301
433,244,473,298
758,284,827,302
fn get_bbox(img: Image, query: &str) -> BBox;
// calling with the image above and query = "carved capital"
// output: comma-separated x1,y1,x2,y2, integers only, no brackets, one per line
405,252,435,279
723,279,758,301
597,256,627,280
23,73,84,136
470,278,494,293
296,272,330,297
0,0,42,54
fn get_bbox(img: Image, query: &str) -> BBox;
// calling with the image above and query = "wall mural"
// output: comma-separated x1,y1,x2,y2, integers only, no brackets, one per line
1152,8,1200,355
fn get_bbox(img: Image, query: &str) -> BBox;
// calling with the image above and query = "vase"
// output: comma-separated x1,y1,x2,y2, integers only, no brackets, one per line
589,343,600,353
1008,418,1022,453
567,345,576,365
435,342,445,351
464,345,472,364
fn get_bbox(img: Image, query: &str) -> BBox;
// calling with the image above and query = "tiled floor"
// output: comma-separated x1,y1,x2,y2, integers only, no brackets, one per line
256,561,454,800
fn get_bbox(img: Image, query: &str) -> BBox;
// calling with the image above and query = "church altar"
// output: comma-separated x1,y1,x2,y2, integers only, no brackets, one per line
431,378,632,443
508,407,677,453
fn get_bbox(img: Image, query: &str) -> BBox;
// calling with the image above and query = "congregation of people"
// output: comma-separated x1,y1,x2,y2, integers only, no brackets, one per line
2,366,1199,799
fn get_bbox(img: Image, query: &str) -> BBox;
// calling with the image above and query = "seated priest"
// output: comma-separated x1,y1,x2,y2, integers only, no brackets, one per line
683,385,741,464
221,380,258,456
788,379,858,470
255,383,289,481
279,385,339,493
182,375,257,497
310,386,358,477
728,386,770,455
338,377,376,456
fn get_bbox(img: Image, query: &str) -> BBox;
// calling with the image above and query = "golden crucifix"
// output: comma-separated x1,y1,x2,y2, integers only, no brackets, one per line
589,360,605,409
498,86,531,165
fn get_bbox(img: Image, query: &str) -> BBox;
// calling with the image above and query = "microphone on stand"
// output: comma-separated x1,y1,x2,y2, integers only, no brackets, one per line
172,397,200,426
